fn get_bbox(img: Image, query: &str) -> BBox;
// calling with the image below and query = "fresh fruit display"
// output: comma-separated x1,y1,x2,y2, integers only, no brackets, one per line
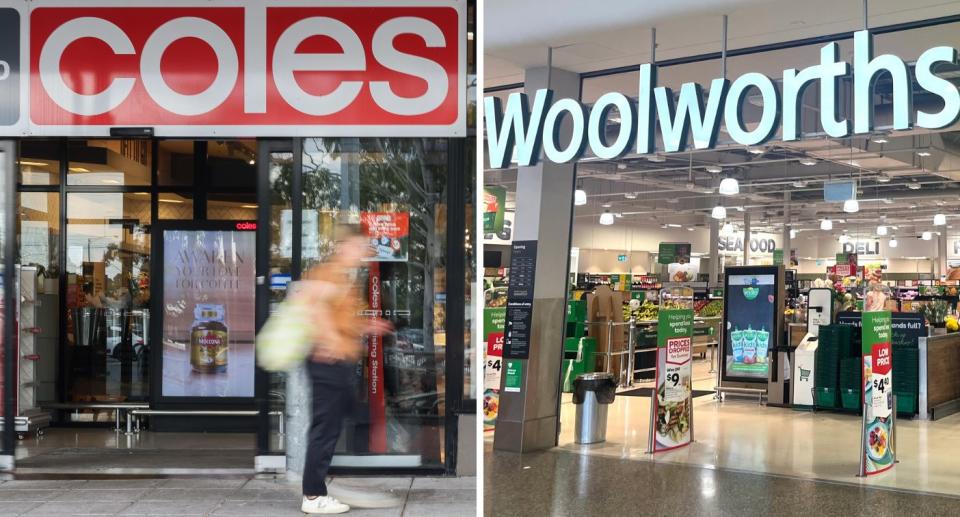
624,300,658,321
696,300,723,318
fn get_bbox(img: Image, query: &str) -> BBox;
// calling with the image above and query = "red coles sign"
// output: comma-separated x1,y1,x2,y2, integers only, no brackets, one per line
26,2,465,136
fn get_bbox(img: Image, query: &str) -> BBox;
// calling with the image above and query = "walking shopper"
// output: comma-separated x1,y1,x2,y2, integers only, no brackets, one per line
258,227,393,514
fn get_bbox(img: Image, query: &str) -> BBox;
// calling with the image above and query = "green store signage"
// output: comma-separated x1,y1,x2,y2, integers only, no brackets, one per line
486,30,960,168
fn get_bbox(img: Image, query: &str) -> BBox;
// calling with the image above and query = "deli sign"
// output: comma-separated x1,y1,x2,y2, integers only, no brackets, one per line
1,1,466,137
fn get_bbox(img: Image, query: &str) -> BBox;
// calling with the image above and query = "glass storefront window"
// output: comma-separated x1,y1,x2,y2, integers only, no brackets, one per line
65,192,151,402
157,193,194,220
68,140,151,186
157,140,195,186
301,137,448,467
18,140,60,186
208,193,258,221
19,192,60,276
208,140,257,190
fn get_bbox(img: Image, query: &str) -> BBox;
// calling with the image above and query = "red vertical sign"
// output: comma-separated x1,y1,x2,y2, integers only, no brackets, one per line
367,262,387,453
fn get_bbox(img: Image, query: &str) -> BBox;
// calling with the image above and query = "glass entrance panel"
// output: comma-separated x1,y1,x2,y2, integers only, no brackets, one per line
301,138,448,468
64,193,151,403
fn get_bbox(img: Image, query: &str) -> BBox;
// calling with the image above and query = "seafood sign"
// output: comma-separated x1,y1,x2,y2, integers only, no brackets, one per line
653,308,694,452
861,310,894,476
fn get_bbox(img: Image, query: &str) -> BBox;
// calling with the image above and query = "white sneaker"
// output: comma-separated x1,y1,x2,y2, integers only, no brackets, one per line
301,495,350,514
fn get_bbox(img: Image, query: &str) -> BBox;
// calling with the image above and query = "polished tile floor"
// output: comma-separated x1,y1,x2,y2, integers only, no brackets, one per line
549,358,960,497
0,476,476,516
484,446,960,517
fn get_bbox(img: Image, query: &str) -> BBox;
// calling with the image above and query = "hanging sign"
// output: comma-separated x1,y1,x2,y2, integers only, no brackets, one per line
861,310,894,476
658,242,691,264
651,308,694,452
772,249,784,265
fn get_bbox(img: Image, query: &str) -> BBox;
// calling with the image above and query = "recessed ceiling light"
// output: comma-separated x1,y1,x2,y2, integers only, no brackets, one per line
705,165,723,174
617,163,627,170
667,223,682,228
687,227,696,231
907,182,921,190
746,146,765,155
648,154,666,162
792,180,808,188
918,151,932,157
601,203,612,208
876,173,891,183
873,137,888,144
624,192,637,199
799,158,817,166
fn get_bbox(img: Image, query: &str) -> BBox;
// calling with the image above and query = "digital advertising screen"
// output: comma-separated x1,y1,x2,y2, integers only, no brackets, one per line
723,271,778,382
161,228,256,398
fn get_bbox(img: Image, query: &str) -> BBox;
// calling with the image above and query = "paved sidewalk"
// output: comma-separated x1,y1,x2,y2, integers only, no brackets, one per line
0,476,476,516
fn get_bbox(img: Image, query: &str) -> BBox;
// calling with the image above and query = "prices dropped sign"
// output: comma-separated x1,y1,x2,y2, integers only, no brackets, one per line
652,308,694,452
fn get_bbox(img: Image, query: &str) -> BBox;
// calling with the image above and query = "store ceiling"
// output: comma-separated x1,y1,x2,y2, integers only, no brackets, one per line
484,0,960,87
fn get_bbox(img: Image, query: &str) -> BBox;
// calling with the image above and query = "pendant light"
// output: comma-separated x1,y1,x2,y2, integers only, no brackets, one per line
889,237,898,248
599,210,614,226
711,204,727,220
718,177,739,196
843,199,859,213
934,213,946,226
789,229,797,239
721,222,734,235
839,234,850,244
820,218,833,231
574,184,587,206
922,231,933,240
877,225,887,236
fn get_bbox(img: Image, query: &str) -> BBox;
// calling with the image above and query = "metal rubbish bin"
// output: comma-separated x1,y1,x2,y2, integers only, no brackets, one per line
572,372,617,444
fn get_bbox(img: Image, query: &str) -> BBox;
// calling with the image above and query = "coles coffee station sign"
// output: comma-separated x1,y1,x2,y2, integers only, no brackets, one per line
0,1,466,137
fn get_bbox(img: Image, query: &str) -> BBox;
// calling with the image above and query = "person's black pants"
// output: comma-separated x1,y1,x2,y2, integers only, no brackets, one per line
303,360,355,497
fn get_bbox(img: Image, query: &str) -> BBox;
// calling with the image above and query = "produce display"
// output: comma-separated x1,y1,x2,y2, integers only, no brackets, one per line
624,300,658,321
695,300,723,318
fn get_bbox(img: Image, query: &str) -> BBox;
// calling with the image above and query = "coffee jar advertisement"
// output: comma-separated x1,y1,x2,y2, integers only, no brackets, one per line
162,230,256,398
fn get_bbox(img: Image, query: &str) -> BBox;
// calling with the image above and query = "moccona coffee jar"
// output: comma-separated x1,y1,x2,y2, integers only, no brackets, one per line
191,304,228,374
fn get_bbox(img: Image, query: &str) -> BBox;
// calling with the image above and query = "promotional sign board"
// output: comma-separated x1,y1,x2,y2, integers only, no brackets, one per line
482,307,505,431
360,212,409,262
366,262,387,452
483,186,507,234
773,249,784,265
861,310,894,476
658,242,691,265
722,273,776,381
652,308,694,452
503,359,522,393
161,227,255,398
0,1,466,137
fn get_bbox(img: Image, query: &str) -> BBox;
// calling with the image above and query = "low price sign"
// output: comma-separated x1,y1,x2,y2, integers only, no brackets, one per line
861,310,895,476
652,308,694,452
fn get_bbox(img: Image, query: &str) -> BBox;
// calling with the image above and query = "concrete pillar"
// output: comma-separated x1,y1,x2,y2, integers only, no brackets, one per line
743,212,751,266
494,66,580,453
783,192,792,265
938,231,948,280
708,215,720,285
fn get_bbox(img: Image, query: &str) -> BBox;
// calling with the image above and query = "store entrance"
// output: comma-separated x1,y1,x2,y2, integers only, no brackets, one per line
12,139,262,473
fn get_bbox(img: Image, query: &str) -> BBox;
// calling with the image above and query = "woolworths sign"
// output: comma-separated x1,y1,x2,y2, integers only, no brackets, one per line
485,30,959,168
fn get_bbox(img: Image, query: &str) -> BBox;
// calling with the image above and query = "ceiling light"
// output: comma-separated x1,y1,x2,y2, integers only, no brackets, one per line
746,146,765,155
918,150,932,157
159,198,184,204
877,225,888,236
889,237,898,248
687,227,696,232
705,165,722,174
686,181,696,191
907,181,921,190
575,189,587,206
601,203,612,208
876,173,891,183
792,180,808,188
617,163,627,170
735,206,745,212
241,204,258,209
873,137,888,144
711,205,727,220
667,223,682,228
624,192,637,199
799,158,817,166
934,213,947,226
843,199,859,213
922,231,933,240
647,154,666,163
69,167,90,173
820,219,833,230
718,177,739,196
789,229,797,239
666,198,679,204
661,224,669,229
701,187,714,194
248,159,255,165
599,210,615,225
17,160,48,167
881,198,893,204
839,234,850,244
615,212,623,218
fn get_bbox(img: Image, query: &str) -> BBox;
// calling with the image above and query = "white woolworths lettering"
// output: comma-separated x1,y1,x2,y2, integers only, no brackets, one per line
0,60,9,81
484,29,960,169
40,11,448,117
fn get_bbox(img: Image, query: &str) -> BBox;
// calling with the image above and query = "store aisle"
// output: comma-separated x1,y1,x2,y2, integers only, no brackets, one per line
547,357,960,497
484,446,959,517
